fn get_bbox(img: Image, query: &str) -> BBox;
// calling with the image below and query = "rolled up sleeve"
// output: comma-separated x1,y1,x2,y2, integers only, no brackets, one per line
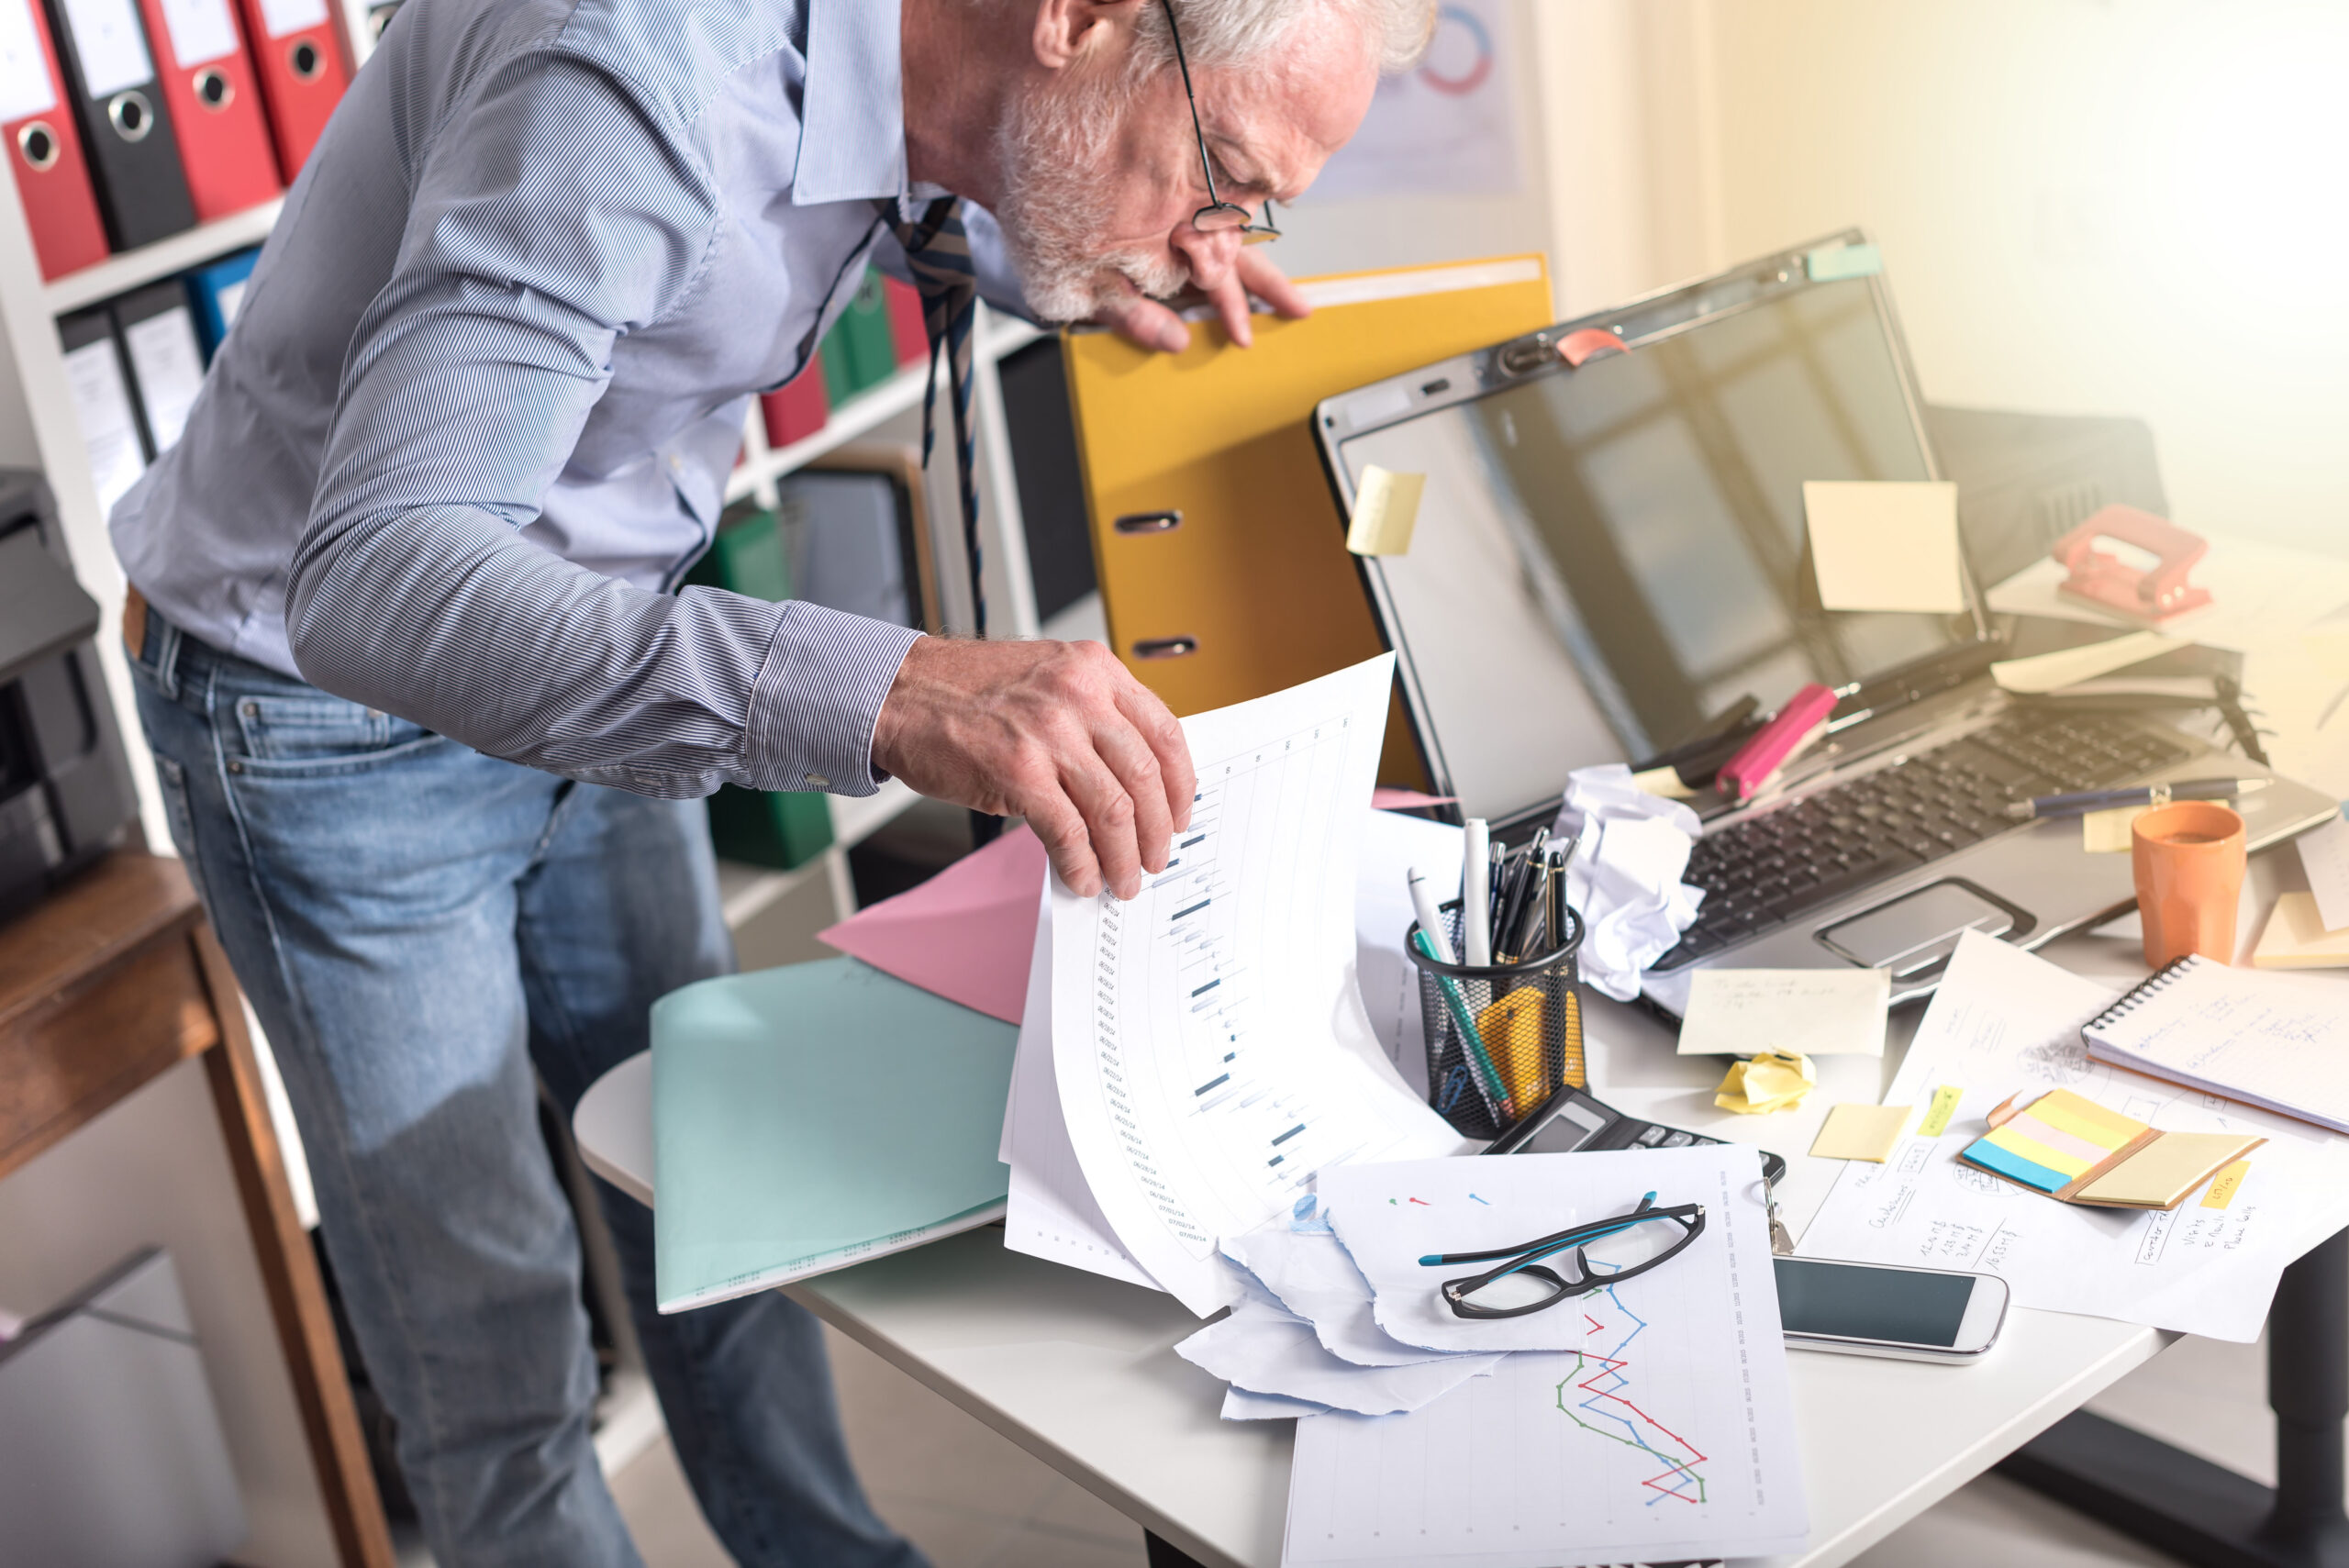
285,50,915,798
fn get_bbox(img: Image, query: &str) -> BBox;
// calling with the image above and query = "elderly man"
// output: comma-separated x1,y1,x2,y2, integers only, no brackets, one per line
110,0,1431,1561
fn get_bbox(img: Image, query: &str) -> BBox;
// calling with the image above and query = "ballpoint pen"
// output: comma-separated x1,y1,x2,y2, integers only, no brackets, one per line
2005,777,2270,820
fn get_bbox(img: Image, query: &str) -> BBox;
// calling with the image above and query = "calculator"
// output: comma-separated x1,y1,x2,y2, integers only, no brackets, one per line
1485,1084,1788,1186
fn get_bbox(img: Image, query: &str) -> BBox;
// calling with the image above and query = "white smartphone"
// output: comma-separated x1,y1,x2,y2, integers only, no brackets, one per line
1775,1256,2009,1362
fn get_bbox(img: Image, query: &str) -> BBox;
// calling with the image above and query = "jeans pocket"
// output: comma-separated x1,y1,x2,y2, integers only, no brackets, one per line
228,693,444,775
150,753,213,906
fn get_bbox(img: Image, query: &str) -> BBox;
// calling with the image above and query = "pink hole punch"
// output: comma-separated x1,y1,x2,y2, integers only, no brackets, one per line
2052,506,2213,627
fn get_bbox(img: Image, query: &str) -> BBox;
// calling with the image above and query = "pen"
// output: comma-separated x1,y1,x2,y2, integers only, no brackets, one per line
1406,867,1455,964
2005,777,2270,820
1412,928,1512,1118
1463,818,1492,967
1494,829,1546,961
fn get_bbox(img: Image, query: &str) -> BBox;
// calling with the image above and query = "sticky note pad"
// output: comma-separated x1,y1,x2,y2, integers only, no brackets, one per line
1962,1088,2148,1195
1677,967,1890,1057
1346,466,1427,556
2075,1132,2262,1208
1474,989,1546,1107
2299,815,2349,935
2202,1160,2250,1209
2254,891,2349,969
1810,1102,1912,1162
2083,806,2146,854
1803,481,1966,615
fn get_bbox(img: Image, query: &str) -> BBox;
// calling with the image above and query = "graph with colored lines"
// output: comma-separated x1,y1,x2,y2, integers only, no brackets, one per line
1286,1156,1809,1567
1557,1281,1709,1507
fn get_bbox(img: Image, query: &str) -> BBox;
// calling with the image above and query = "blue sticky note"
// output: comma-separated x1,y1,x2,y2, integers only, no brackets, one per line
1963,1134,2070,1194
1806,242,1884,283
651,957,1016,1311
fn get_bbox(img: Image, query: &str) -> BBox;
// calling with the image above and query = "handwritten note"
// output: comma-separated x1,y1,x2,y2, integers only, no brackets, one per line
2299,814,2349,934
1345,465,1427,557
1804,481,1966,615
1676,965,1891,1057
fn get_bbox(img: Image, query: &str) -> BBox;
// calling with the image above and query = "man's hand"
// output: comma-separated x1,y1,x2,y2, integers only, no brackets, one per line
871,637,1196,900
1094,246,1310,353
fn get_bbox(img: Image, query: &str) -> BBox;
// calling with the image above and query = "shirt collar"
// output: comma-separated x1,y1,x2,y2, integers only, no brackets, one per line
793,0,913,205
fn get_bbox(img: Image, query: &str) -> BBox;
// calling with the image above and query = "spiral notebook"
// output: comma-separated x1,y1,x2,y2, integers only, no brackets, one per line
2082,955,2349,1134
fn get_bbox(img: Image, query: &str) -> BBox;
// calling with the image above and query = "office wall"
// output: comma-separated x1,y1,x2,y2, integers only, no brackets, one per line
1540,0,2349,555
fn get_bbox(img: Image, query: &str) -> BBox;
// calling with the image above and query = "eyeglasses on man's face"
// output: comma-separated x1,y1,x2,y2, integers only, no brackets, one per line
1159,0,1281,243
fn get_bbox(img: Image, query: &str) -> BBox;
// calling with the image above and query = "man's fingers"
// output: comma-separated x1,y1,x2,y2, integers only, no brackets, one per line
1059,751,1144,901
1026,787,1103,899
1237,248,1311,320
1087,711,1174,874
1098,288,1191,354
1112,680,1195,834
1202,266,1255,348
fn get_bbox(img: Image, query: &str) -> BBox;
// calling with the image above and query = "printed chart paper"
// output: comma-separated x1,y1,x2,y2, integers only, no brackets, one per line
1285,1150,1807,1566
1798,932,2349,1341
1052,655,1463,1314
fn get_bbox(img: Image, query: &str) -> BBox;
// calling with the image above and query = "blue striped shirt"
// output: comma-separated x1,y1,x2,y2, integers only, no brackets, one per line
110,0,1027,797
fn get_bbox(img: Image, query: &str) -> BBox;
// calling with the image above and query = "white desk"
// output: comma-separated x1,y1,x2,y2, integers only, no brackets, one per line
576,848,2324,1568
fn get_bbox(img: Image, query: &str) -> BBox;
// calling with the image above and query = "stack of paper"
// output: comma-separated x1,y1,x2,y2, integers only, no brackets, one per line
1207,1146,1810,1567
999,655,1471,1311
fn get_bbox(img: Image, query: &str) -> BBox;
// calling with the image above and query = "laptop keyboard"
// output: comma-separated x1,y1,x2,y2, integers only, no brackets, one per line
1653,712,2192,971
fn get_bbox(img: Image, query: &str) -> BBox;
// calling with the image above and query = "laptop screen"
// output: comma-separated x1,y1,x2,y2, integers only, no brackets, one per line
1334,272,1977,822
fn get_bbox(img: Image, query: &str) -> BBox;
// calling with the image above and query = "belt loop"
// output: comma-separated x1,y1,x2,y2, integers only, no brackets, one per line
127,587,184,702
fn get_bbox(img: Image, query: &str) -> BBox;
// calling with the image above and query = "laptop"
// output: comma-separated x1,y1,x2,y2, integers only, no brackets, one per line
1311,228,2338,1011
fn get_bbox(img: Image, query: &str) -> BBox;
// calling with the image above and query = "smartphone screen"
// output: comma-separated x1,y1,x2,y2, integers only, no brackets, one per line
1775,1257,1976,1347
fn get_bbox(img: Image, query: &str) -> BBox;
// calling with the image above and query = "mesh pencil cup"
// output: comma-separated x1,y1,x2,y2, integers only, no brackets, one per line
1407,900,1586,1140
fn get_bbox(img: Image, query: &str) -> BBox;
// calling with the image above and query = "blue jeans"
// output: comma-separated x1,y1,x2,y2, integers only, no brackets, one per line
128,611,922,1568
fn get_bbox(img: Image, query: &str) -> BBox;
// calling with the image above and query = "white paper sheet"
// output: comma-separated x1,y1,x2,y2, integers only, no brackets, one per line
1321,1146,1774,1355
2299,814,2349,936
1798,931,2349,1342
1285,1151,1808,1567
1003,890,1160,1289
1176,1294,1505,1417
1051,656,1465,1315
1223,1202,1452,1367
1223,1385,1327,1421
1675,967,1891,1057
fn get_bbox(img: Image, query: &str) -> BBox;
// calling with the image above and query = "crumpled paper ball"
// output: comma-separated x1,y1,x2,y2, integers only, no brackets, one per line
1714,1050,1817,1114
1553,764,1707,1002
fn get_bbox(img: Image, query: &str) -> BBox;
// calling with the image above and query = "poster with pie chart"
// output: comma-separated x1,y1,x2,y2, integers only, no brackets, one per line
1309,0,1521,202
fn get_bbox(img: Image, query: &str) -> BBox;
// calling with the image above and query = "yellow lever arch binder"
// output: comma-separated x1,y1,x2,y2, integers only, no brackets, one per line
1063,255,1554,784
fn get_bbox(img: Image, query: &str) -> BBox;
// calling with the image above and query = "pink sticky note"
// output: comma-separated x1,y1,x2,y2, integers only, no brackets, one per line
1372,785,1458,811
817,826,1048,1024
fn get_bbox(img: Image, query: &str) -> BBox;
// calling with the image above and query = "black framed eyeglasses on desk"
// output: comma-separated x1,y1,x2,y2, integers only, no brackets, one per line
1421,1192,1708,1320
1159,0,1281,243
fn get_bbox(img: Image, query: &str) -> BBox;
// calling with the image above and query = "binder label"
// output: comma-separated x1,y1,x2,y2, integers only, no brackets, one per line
158,0,238,66
255,0,324,38
0,0,58,118
59,0,153,95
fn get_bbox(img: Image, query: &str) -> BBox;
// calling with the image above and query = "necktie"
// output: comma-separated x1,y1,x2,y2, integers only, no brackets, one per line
878,195,985,638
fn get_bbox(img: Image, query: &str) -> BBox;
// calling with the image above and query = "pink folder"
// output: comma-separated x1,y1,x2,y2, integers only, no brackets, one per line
817,825,1047,1024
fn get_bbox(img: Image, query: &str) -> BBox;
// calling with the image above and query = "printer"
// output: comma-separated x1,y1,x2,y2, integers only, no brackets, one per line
0,472,137,923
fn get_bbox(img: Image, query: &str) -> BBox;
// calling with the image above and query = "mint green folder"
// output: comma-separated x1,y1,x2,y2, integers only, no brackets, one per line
652,957,1017,1312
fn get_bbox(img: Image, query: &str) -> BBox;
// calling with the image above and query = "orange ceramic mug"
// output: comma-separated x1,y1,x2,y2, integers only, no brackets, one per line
2130,801,2247,967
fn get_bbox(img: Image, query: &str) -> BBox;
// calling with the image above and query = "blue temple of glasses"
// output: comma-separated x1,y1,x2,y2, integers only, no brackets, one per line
1418,1193,1662,1268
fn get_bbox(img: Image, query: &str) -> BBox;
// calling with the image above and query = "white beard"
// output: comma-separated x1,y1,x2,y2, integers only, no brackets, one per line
992,70,1190,324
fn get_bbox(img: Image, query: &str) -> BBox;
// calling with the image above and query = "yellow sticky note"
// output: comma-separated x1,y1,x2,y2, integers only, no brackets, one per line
1474,989,1546,1108
2082,806,2145,853
1810,1102,1913,1162
2202,1160,2251,1209
1803,481,1965,614
2254,891,2349,969
1714,1050,1816,1115
1346,466,1427,556
1631,765,1696,800
2074,1132,2263,1208
1918,1084,1965,1138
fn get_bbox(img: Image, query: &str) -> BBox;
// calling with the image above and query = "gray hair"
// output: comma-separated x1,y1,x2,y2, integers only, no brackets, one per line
1132,0,1437,79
